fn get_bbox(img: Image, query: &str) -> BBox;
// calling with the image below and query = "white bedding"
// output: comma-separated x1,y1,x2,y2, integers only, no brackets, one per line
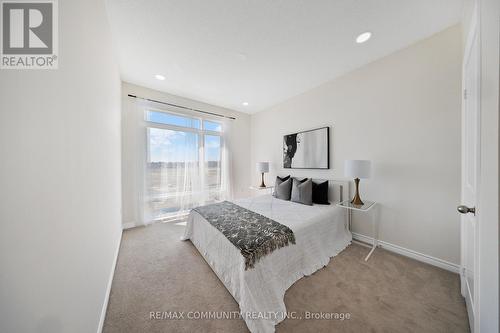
182,194,352,333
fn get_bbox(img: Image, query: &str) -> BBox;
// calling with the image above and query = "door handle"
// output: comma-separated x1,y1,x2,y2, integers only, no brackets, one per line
457,205,476,215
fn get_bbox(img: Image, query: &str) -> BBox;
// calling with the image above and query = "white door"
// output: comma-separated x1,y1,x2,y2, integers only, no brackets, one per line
460,13,480,332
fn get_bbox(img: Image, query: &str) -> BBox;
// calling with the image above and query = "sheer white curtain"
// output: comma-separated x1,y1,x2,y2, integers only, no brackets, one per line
121,97,147,228
144,127,203,222
124,99,232,226
220,118,233,200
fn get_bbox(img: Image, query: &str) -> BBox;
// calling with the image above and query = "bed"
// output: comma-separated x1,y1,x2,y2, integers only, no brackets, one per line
181,180,352,333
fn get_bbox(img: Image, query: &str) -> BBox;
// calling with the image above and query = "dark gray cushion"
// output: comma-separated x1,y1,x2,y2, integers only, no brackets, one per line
273,176,290,197
273,177,292,200
291,178,313,205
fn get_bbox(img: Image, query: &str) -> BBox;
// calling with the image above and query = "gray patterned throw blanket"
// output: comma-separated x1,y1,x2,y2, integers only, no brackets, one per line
192,201,296,270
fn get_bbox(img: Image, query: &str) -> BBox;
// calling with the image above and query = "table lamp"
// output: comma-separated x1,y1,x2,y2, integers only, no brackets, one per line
256,162,269,188
344,160,371,205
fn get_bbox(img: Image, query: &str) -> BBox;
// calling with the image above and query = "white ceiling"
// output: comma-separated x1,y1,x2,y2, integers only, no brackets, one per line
106,0,465,113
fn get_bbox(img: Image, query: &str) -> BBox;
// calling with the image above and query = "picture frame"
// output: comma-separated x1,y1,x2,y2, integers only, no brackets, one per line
283,126,330,169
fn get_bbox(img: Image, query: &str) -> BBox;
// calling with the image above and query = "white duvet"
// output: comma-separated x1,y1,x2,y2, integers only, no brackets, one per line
182,194,352,333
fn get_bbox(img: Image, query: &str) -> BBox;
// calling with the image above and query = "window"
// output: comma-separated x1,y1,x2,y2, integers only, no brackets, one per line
203,120,222,132
147,128,199,219
204,134,222,202
146,110,201,129
144,109,224,221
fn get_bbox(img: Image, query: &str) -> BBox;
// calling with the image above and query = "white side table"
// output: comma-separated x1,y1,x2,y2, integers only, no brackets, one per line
249,185,274,194
337,200,378,261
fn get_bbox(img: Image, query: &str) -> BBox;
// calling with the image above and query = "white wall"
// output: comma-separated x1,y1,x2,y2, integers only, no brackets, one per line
0,1,122,332
121,82,251,228
251,25,462,264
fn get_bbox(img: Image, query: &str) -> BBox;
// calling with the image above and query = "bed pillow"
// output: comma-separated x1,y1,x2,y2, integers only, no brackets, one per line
291,178,313,205
312,180,330,205
273,176,292,200
276,175,290,183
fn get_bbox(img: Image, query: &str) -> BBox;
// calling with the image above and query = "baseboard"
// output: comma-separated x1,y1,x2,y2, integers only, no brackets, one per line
122,222,137,230
97,229,123,333
351,232,460,274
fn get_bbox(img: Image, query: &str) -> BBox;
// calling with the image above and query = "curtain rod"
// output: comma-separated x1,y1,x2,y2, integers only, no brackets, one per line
127,94,236,120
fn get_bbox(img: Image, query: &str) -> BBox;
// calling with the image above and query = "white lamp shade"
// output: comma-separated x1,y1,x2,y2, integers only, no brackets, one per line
256,162,269,173
344,160,371,179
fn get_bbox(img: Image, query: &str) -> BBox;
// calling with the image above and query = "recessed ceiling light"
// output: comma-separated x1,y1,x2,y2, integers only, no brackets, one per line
242,102,249,106
356,32,372,44
155,74,165,81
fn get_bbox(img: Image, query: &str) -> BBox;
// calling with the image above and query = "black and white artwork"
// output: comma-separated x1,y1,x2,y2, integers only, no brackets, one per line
283,127,329,169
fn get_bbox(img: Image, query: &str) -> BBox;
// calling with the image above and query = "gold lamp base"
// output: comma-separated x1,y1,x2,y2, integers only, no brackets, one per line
259,173,266,188
351,178,364,206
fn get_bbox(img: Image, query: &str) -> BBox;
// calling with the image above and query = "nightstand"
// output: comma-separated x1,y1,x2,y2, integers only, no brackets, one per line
249,185,274,194
337,200,378,261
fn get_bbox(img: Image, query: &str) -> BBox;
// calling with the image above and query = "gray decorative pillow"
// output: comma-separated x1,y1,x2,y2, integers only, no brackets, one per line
291,178,313,205
273,177,292,200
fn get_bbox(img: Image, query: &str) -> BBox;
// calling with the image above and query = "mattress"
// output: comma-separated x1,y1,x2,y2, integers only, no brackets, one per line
182,194,352,333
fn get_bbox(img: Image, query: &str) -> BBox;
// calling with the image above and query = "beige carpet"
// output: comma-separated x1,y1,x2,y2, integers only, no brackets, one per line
103,222,469,333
